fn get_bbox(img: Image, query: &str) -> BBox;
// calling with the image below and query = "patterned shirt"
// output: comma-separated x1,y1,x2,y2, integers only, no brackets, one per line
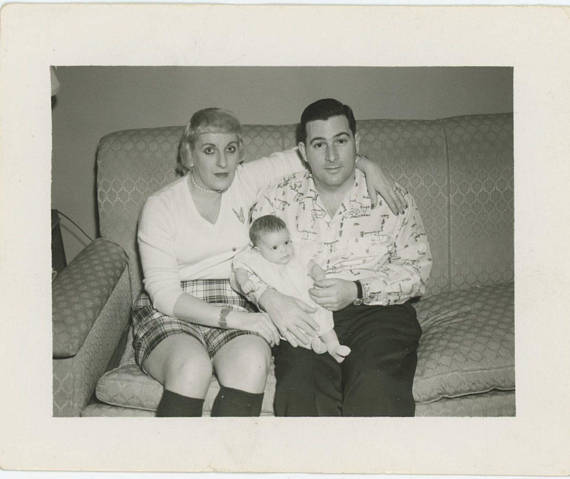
250,169,432,306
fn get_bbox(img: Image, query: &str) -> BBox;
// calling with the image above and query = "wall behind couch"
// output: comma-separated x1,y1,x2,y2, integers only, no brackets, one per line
52,66,512,261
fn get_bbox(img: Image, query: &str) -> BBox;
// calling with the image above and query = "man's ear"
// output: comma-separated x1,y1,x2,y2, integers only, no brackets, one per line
298,142,308,163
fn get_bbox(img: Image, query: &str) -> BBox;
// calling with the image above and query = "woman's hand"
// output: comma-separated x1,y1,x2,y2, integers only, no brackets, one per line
260,288,319,348
356,154,407,215
309,278,358,311
229,310,281,346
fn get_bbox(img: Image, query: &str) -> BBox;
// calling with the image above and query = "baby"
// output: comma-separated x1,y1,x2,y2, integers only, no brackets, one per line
233,214,351,363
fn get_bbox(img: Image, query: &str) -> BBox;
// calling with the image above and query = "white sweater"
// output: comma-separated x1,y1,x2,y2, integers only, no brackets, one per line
137,149,302,316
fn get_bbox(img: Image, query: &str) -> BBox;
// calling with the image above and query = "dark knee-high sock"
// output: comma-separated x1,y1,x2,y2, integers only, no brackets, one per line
211,385,264,417
156,389,204,417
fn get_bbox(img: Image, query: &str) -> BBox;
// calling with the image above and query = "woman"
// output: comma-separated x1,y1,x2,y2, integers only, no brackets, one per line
132,107,404,417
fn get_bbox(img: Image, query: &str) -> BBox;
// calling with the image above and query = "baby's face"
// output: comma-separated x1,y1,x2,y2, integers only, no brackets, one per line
255,229,294,265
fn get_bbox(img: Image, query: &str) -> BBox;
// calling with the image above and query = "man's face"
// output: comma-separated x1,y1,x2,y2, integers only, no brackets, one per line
255,229,294,265
299,115,359,191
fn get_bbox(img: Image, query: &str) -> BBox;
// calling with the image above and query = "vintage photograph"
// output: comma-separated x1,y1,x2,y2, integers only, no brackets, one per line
2,4,568,474
50,66,514,418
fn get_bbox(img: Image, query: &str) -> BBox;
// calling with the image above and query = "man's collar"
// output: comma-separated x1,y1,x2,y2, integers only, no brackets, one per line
304,168,364,195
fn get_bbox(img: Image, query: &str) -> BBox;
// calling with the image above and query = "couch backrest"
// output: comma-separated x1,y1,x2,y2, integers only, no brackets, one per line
442,114,513,289
97,113,513,302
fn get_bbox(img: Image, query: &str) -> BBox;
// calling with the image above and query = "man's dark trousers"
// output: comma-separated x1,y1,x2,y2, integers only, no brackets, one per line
273,302,421,416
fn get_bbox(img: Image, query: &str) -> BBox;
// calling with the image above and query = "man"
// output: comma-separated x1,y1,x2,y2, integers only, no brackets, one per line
250,98,432,416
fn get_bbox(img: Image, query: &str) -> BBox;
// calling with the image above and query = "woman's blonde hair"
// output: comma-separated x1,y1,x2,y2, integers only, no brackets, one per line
176,108,243,176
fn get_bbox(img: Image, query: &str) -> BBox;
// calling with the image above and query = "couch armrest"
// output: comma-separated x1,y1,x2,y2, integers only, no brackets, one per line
53,238,132,416
53,238,129,357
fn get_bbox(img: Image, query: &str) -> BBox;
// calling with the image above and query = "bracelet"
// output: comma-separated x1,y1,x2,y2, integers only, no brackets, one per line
218,306,232,329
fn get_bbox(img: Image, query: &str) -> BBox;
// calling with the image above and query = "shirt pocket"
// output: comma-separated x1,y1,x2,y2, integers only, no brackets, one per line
346,231,393,268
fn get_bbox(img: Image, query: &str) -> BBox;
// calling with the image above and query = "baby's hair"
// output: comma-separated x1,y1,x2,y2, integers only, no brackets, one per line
249,215,288,246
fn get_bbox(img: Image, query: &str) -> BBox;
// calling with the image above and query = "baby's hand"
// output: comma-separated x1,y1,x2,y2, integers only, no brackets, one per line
232,267,254,294
308,261,327,282
241,279,257,295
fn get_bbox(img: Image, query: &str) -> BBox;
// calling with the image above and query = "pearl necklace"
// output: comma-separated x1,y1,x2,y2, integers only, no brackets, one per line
189,171,222,194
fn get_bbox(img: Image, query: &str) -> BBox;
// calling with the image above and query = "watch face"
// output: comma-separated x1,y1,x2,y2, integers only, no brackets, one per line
353,298,363,306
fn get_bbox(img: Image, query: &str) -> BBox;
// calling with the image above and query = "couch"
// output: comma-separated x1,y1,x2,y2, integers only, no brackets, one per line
52,113,514,417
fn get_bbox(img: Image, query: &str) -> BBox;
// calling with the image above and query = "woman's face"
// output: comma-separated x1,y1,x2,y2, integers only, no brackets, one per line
190,132,241,192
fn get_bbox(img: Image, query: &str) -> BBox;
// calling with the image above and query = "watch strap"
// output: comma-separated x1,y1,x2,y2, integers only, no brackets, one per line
353,280,364,305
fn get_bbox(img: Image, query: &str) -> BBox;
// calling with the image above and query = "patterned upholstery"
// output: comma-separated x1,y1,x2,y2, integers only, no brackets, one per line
53,267,131,416
82,403,154,417
97,126,182,303
241,125,290,160
444,114,514,289
413,282,514,402
53,238,128,358
415,390,515,417
87,113,514,417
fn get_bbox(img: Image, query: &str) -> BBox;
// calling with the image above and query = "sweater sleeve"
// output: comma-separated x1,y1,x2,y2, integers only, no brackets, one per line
137,194,183,316
234,148,303,206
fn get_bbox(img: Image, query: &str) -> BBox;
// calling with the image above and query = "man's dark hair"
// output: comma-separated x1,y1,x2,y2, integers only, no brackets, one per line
296,98,357,144
249,215,288,246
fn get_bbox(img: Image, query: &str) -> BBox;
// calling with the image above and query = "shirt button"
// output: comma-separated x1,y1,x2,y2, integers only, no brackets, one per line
232,247,237,252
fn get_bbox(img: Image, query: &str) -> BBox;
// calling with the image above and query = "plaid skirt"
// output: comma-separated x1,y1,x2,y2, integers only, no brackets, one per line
132,279,258,371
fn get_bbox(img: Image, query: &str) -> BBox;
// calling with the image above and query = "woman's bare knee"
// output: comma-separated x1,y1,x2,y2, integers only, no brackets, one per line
144,334,213,398
214,336,271,393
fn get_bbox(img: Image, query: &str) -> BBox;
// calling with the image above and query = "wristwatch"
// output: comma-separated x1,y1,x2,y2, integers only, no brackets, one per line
353,280,364,305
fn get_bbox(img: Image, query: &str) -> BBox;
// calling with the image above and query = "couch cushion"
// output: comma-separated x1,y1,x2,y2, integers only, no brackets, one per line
82,402,154,417
96,361,276,415
415,389,515,416
413,282,514,403
97,282,514,413
52,238,128,358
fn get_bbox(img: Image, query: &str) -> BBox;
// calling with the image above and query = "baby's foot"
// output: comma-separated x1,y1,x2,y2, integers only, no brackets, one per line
330,345,351,363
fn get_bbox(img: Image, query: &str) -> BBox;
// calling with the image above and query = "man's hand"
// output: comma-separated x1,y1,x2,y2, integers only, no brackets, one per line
357,154,407,215
259,288,319,348
309,278,358,311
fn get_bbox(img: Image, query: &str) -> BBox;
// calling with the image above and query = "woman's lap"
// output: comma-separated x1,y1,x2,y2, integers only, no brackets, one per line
132,279,265,381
